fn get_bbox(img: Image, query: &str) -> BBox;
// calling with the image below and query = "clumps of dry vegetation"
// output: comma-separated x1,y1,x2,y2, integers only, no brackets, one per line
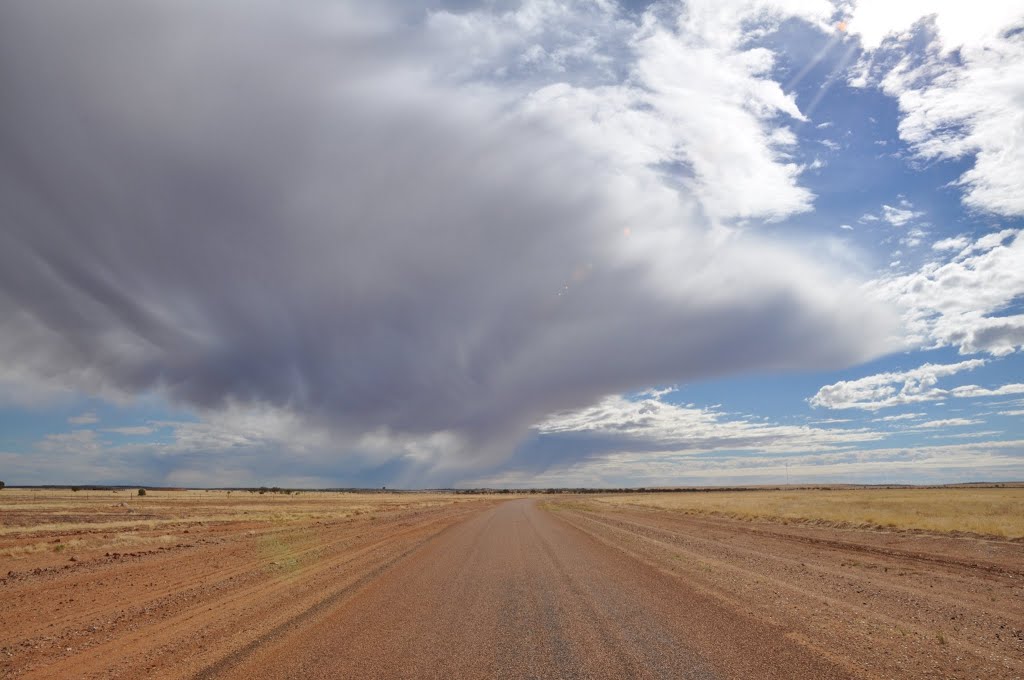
581,488,1024,539
0,488,495,566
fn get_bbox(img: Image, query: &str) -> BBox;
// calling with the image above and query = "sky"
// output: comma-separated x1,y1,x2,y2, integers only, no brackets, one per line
1,0,1022,488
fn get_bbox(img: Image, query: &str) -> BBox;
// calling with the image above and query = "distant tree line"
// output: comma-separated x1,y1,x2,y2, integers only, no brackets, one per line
250,487,295,495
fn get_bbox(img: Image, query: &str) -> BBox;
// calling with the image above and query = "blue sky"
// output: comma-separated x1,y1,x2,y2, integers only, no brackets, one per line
1,0,1022,487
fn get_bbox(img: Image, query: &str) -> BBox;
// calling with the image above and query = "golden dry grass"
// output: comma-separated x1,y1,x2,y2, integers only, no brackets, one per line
0,488,495,559
582,488,1024,539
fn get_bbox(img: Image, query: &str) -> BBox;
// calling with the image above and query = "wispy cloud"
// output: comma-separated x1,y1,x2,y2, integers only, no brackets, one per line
872,412,925,422
849,3,1024,216
537,391,886,454
468,439,1024,488
881,202,923,227
871,229,1024,356
809,359,988,410
103,426,155,436
932,235,970,251
909,418,982,429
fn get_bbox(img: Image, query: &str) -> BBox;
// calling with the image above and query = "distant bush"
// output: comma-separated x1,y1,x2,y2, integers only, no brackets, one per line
253,486,293,495
138,488,146,496
0,480,5,490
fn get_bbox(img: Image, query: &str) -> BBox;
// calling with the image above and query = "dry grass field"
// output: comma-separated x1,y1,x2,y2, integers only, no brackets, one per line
0,488,489,565
585,487,1024,539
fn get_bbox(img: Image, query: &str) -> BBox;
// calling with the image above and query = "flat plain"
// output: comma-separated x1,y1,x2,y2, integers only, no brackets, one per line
1,487,1022,678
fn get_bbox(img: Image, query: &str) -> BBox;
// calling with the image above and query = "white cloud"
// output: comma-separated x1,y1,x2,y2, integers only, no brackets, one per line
960,228,1020,257
424,0,633,83
467,438,1024,487
872,412,924,422
15,403,466,487
933,430,1003,440
426,0,857,225
538,391,886,453
532,9,819,220
103,426,155,436
932,235,970,251
909,418,982,429
871,229,1024,355
809,359,985,410
900,226,927,248
68,412,99,425
847,3,1024,216
846,1,1022,51
949,384,1024,399
881,202,923,227
840,224,854,230
36,429,105,455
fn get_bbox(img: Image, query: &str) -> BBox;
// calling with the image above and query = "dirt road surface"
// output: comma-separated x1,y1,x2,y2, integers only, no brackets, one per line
3,497,1022,678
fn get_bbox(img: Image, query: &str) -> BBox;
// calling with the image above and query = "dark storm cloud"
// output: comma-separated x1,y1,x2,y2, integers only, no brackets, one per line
0,1,898,469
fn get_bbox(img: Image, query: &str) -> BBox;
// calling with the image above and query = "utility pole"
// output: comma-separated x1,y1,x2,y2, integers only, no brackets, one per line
785,462,790,486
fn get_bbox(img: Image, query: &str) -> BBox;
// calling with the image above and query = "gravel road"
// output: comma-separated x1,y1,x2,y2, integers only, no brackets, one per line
215,499,850,679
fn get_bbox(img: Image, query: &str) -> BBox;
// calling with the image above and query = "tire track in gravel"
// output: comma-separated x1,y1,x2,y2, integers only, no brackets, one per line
3,501,492,679
566,510,1021,615
552,502,1024,679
